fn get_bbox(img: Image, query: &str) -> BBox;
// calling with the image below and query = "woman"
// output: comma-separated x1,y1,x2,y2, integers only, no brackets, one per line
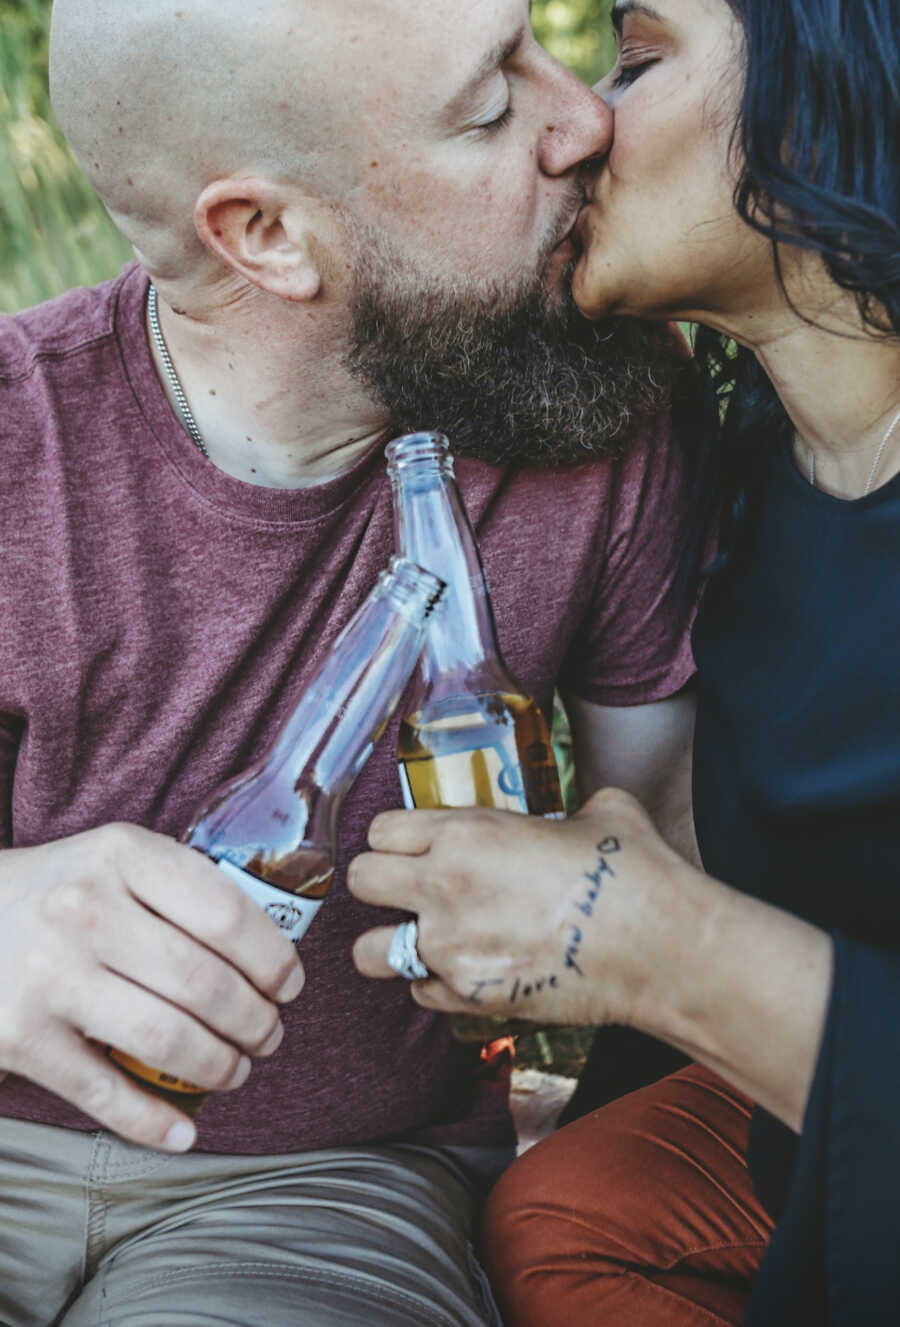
350,0,900,1322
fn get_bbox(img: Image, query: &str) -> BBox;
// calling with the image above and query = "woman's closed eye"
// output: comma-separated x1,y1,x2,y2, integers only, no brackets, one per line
612,58,657,89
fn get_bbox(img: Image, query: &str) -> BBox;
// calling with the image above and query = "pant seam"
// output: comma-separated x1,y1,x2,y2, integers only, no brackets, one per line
84,1132,112,1283
514,1207,770,1267
614,1267,747,1327
660,1237,771,1268
100,1260,468,1327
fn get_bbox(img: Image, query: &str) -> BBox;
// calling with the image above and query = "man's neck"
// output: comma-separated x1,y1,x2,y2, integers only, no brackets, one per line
146,285,390,487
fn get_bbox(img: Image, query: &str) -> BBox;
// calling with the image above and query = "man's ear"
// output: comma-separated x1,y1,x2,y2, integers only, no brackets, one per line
194,177,327,302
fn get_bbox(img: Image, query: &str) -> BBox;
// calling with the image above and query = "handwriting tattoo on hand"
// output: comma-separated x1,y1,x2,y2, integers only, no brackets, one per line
565,837,620,976
462,838,622,1005
466,975,559,1005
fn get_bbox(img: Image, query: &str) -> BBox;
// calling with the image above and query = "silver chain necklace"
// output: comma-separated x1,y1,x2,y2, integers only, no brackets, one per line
147,284,209,459
806,405,900,497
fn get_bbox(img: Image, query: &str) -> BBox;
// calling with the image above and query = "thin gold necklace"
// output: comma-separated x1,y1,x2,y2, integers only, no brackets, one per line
806,405,900,497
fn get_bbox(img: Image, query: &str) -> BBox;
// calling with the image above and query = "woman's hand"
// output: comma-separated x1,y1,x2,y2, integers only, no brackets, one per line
350,788,695,1030
350,787,835,1131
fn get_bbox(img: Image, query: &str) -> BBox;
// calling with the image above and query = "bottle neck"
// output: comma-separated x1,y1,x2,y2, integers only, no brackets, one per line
275,586,437,797
184,556,440,867
391,462,509,692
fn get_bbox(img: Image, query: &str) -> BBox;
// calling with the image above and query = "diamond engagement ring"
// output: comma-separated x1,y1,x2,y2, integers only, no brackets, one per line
387,920,431,981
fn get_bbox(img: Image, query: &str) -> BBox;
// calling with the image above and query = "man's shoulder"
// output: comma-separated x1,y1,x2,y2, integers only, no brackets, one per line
0,264,139,384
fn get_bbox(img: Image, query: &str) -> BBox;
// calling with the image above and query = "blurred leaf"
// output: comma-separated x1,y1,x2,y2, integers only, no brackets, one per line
0,2,132,311
532,0,616,85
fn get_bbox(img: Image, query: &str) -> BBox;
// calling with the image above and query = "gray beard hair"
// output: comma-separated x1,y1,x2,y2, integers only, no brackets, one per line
345,236,681,467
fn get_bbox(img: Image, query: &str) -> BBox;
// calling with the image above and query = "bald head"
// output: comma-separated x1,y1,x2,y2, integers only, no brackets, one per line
49,0,373,282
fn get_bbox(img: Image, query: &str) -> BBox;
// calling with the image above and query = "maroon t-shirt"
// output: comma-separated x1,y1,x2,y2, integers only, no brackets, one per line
0,264,695,1153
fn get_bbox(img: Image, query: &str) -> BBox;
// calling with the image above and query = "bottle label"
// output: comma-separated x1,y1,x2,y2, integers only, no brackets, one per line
214,858,323,944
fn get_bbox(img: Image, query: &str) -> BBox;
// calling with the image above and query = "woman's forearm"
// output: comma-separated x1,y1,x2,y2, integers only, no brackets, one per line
632,864,834,1131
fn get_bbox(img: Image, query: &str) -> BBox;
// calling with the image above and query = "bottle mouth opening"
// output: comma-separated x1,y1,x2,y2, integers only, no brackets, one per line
385,431,453,474
381,556,446,616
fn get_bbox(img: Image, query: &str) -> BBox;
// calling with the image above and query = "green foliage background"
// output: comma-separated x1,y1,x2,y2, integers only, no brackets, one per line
0,0,614,313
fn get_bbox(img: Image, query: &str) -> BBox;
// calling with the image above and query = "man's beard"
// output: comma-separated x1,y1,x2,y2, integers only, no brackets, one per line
345,225,680,467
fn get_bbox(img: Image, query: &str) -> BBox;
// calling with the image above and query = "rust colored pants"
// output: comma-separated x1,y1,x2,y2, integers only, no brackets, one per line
482,1063,775,1326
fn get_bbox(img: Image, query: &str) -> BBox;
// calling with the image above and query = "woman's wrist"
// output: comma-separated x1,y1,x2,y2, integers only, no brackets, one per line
628,858,835,1130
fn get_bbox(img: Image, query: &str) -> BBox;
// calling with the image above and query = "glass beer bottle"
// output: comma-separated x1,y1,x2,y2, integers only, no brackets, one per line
387,434,564,1041
387,432,565,821
108,557,444,1112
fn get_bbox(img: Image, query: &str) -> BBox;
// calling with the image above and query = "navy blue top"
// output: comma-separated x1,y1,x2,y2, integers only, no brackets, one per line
692,443,900,1324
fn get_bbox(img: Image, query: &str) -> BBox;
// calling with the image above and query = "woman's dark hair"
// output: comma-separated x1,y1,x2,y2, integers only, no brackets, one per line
679,0,900,592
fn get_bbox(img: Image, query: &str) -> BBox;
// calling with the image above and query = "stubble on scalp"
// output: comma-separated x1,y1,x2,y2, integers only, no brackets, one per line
345,227,681,466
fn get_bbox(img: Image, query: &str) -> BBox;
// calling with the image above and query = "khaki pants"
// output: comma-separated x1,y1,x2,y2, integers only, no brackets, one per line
0,1116,509,1327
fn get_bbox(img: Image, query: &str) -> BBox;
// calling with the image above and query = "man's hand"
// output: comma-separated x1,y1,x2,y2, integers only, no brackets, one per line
350,789,692,1030
0,824,304,1151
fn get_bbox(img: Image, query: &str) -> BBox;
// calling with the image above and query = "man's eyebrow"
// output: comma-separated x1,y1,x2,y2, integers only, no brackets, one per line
441,23,528,122
610,2,664,34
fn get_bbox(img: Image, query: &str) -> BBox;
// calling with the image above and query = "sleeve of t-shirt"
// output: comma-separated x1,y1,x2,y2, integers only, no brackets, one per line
745,932,900,1325
558,408,697,707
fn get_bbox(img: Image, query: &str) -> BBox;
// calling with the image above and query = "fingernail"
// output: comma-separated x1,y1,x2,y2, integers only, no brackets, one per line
164,1121,196,1153
226,1055,252,1089
258,1021,284,1057
277,965,304,1002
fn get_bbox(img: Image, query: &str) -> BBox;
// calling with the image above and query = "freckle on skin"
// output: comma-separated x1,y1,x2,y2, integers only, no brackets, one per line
370,161,379,168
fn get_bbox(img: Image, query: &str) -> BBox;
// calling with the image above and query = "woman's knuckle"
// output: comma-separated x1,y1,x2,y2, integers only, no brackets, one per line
39,876,97,928
95,821,142,866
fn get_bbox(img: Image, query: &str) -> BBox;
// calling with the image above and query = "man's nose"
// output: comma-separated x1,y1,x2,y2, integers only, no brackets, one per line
538,75,613,177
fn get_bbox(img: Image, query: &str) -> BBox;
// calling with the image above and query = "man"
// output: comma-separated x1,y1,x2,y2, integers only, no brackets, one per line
0,1,696,1322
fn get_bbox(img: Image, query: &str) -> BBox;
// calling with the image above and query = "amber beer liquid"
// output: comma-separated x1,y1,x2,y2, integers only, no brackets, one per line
108,558,443,1112
397,692,563,816
387,432,564,1040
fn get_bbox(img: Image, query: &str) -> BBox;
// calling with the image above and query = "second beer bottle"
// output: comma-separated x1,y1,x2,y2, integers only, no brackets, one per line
387,432,565,819
108,556,444,1112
